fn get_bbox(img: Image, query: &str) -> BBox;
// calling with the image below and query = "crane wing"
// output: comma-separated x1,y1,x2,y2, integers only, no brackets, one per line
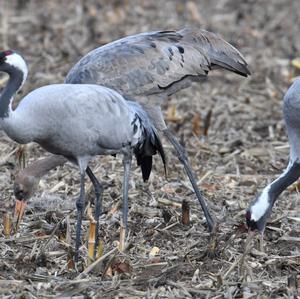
66,28,250,102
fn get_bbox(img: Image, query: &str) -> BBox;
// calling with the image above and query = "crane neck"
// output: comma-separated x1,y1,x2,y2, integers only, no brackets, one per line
0,64,27,118
250,159,300,224
268,159,300,203
21,155,68,179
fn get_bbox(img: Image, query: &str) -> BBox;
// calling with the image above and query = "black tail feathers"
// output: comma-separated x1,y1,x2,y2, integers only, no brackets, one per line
135,129,167,182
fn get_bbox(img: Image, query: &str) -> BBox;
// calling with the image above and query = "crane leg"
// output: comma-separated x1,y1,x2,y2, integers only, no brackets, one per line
86,166,103,259
163,128,216,233
122,151,132,232
75,171,86,262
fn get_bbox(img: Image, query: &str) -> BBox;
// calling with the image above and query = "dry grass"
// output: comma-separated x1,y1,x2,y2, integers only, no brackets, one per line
0,0,300,297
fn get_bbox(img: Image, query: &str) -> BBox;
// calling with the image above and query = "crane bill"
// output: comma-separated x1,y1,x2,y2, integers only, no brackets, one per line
14,200,27,232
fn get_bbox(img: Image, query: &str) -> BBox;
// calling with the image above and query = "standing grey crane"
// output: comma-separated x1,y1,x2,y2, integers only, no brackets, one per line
0,50,166,261
12,28,250,234
246,77,300,234
66,28,250,233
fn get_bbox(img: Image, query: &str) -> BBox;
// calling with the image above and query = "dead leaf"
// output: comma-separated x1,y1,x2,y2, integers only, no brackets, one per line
291,58,300,69
288,179,300,192
166,105,183,123
149,246,160,258
201,182,218,192
110,257,132,275
67,248,75,270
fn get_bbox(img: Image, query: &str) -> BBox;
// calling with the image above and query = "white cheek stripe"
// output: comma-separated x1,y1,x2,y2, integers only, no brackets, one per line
251,186,270,221
6,53,28,86
251,159,294,221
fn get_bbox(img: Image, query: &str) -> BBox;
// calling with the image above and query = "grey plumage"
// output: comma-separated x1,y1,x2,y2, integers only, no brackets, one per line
66,28,250,233
12,102,166,202
0,51,165,261
246,77,300,233
283,77,300,160
127,100,166,180
66,28,250,106
9,28,250,235
2,83,165,166
4,85,140,152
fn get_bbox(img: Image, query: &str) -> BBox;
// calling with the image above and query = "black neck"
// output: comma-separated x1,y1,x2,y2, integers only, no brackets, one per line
268,160,300,203
0,65,24,118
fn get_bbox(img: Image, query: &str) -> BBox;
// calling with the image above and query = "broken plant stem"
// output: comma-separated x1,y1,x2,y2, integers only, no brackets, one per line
119,224,126,252
87,221,96,265
181,200,190,225
3,212,12,238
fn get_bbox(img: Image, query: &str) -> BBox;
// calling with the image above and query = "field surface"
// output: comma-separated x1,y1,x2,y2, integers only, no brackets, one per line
0,0,299,298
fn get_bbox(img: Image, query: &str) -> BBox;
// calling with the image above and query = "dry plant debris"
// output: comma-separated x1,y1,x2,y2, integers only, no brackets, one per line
0,0,299,297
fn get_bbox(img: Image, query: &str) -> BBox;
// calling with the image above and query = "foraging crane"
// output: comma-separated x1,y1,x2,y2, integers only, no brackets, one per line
0,50,166,261
13,155,68,229
14,155,68,202
246,77,300,234
31,28,250,233
69,28,251,233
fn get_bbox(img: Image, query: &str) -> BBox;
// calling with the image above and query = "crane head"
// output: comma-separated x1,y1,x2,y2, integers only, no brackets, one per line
14,174,38,201
245,207,268,234
0,50,28,80
13,174,38,232
0,50,14,61
0,50,16,66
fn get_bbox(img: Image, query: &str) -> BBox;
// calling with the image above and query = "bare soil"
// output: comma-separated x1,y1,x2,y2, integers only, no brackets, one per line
0,0,299,298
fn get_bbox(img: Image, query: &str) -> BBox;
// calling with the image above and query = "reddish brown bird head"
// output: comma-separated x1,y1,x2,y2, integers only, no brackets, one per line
13,173,39,230
14,173,39,202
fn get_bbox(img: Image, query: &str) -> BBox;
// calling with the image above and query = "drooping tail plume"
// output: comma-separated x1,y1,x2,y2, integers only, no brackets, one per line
179,28,251,77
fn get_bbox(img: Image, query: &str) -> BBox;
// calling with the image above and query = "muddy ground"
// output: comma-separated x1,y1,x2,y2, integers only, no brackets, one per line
0,0,299,298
